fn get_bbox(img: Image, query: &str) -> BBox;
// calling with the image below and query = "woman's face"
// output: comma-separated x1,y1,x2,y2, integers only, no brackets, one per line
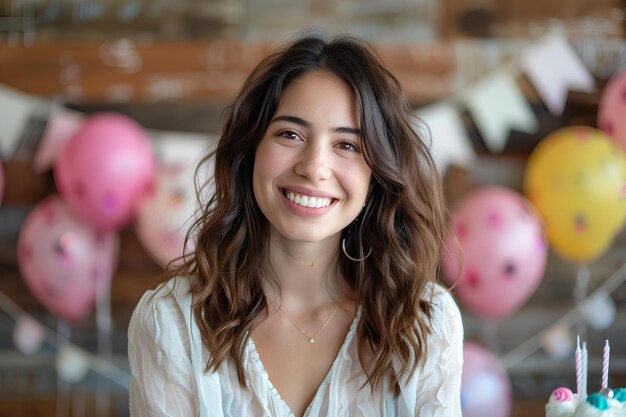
253,70,372,245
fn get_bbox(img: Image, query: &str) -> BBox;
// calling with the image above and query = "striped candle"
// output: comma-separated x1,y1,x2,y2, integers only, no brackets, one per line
582,342,588,397
602,340,610,389
576,335,583,395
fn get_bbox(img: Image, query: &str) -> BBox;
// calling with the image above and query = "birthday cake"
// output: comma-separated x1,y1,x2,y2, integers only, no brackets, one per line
546,388,626,417
546,339,625,417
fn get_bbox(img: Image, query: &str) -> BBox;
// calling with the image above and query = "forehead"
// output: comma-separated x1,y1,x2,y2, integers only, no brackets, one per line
274,70,360,127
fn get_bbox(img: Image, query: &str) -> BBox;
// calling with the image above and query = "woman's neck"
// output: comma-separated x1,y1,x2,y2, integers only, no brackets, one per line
263,231,347,316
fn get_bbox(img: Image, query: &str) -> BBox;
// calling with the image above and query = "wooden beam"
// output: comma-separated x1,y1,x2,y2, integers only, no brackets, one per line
0,40,456,104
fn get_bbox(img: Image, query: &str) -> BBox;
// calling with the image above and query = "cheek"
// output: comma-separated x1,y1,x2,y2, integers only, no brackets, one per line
253,144,288,206
254,143,286,179
342,165,372,201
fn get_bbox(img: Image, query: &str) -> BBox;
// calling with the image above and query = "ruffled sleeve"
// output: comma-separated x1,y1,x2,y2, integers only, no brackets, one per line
128,281,197,417
414,286,464,417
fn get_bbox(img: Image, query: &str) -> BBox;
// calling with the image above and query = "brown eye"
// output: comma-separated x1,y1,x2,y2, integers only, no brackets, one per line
278,130,301,141
336,141,361,152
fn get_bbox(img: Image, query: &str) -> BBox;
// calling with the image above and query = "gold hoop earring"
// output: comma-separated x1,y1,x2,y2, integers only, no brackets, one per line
342,237,372,262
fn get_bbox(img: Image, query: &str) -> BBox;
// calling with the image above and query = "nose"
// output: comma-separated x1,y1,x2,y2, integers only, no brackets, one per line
294,142,332,182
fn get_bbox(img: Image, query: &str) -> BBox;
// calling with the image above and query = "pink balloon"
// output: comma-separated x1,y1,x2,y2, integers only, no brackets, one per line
442,186,548,321
54,112,155,231
17,196,119,322
135,165,196,266
461,342,512,417
598,66,626,152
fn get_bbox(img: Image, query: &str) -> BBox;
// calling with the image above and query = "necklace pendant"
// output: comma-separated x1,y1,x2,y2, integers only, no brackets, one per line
309,338,315,344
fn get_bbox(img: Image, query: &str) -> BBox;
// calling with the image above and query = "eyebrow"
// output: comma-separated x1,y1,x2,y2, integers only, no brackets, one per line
271,115,361,136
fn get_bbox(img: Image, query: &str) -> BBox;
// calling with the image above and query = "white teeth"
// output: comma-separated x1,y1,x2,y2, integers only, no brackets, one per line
285,191,332,208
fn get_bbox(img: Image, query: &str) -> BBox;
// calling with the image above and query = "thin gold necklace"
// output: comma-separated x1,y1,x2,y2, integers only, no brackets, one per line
279,299,340,344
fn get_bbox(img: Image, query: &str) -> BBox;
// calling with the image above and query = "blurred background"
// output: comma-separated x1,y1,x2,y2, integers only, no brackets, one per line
0,1,625,416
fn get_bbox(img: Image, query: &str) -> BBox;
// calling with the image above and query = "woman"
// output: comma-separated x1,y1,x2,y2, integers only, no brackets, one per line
128,33,463,417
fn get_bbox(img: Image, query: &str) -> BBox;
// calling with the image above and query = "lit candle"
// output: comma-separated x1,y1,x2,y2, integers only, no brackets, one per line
575,335,583,395
602,340,610,390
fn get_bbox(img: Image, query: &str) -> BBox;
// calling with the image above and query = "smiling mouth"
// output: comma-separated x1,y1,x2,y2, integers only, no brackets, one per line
281,189,335,208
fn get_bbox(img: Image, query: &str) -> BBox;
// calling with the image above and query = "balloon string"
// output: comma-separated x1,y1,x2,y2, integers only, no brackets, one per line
56,319,70,417
574,266,590,341
481,320,500,353
501,260,626,369
72,389,86,417
0,290,129,388
573,266,590,302
95,237,112,417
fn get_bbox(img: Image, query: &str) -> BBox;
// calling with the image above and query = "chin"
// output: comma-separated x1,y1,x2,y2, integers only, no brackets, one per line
284,232,333,243
273,225,340,245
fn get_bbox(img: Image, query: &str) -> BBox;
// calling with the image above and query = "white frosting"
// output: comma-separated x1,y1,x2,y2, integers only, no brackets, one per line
607,398,623,411
546,391,626,417
573,400,613,417
545,394,577,417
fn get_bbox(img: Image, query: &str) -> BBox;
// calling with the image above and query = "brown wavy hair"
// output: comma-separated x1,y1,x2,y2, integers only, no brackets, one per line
165,33,449,395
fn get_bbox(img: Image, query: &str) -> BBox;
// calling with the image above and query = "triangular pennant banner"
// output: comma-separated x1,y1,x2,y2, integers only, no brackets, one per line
149,130,217,165
33,106,84,173
521,34,595,116
149,130,218,196
414,104,475,173
0,84,45,159
463,71,538,153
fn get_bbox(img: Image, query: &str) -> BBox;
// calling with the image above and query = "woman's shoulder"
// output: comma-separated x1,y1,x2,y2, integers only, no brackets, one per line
422,282,456,307
128,277,198,391
422,282,463,336
134,277,194,313
129,276,195,341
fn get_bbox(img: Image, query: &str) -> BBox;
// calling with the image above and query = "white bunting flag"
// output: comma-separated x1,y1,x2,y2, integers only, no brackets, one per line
56,343,91,383
33,106,84,173
149,130,218,197
521,34,595,116
150,130,216,164
541,323,574,360
579,290,616,331
0,84,43,158
414,104,475,174
463,71,538,153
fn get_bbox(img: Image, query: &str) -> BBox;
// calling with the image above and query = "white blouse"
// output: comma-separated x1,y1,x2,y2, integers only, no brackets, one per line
128,277,464,417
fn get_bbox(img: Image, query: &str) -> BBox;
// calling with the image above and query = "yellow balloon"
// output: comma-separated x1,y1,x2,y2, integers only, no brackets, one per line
524,126,626,264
